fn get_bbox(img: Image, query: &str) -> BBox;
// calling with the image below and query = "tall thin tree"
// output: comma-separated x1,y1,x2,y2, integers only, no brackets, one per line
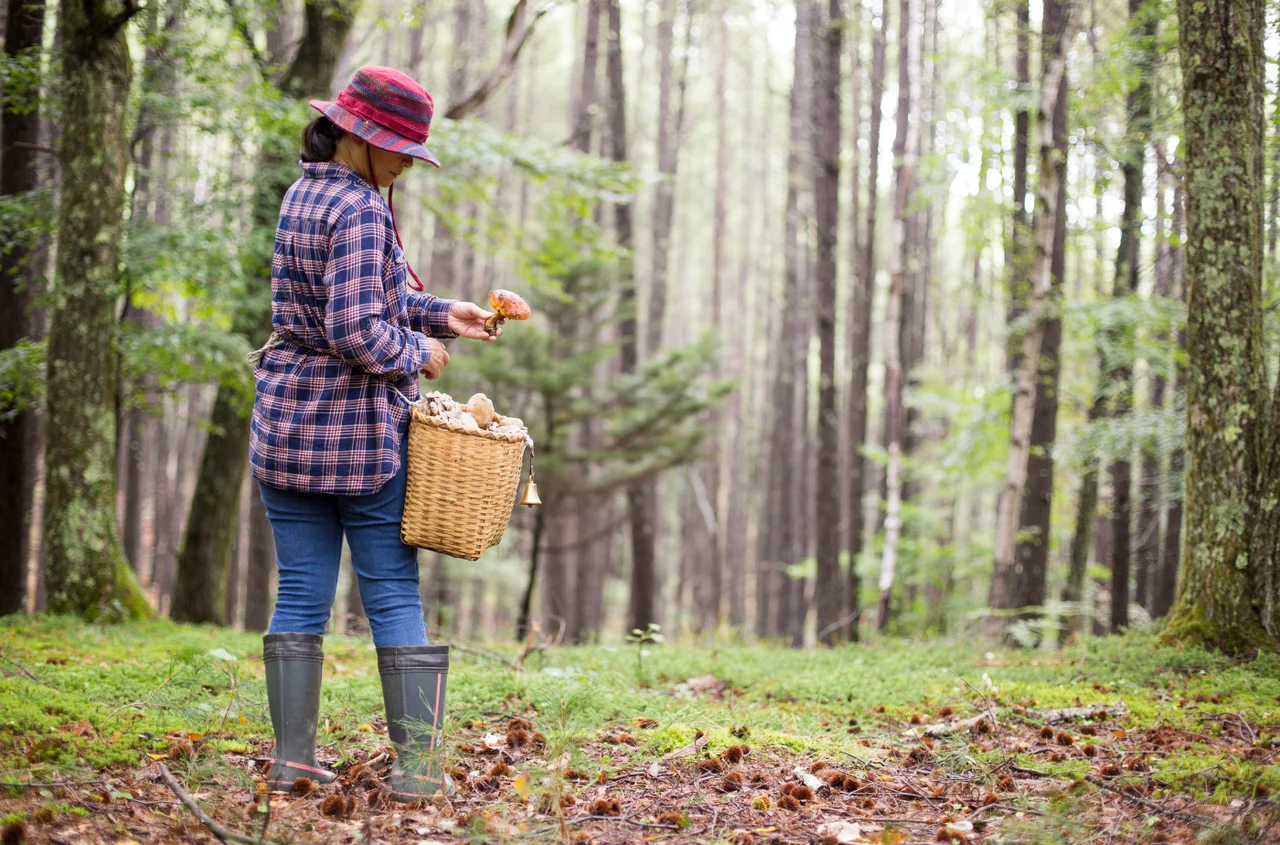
0,0,46,615
813,0,842,645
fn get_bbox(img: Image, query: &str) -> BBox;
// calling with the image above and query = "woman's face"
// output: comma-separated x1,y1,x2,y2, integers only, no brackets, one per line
368,144,415,187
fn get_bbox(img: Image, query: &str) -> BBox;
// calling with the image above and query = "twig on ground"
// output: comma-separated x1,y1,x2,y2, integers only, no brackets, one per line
0,651,56,689
1084,775,1213,825
157,762,259,845
1028,702,1128,725
0,780,108,791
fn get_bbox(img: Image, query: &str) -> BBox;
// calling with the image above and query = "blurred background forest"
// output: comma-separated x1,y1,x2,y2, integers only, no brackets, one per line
0,0,1267,647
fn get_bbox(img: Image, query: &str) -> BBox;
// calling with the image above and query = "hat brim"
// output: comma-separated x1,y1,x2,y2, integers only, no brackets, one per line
310,100,440,168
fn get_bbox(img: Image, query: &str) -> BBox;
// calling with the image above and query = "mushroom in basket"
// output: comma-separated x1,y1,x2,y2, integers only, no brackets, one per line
484,290,531,337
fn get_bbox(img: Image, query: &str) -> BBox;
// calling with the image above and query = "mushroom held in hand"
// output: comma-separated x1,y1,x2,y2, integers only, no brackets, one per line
484,289,531,337
465,393,496,428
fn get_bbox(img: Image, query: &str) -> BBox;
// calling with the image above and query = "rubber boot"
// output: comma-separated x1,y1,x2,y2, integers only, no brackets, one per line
263,633,337,791
377,644,454,802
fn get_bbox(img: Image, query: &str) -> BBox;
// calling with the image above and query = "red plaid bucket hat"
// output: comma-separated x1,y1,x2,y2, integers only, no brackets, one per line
311,66,440,290
310,66,440,168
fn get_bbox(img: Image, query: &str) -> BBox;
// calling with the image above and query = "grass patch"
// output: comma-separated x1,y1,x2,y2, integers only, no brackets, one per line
1,615,1278,841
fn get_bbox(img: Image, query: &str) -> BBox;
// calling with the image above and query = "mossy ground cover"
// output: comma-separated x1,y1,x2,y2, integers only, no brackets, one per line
0,616,1278,843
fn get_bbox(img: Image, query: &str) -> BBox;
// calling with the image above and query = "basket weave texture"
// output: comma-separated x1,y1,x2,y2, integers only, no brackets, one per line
401,403,527,560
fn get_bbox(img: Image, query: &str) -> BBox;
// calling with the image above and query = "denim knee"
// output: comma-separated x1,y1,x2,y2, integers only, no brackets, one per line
259,480,343,635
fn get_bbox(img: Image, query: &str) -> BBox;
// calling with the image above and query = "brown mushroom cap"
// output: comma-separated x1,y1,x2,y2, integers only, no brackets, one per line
489,289,531,321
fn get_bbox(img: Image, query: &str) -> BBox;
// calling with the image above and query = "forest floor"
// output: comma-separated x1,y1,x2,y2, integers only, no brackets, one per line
0,618,1278,845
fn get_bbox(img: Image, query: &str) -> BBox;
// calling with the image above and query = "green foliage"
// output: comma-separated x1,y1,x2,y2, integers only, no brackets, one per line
446,214,728,494
0,339,46,423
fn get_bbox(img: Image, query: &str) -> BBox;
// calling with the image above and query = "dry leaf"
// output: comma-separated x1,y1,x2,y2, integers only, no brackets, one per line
661,733,709,761
482,732,508,750
817,820,871,843
647,762,662,778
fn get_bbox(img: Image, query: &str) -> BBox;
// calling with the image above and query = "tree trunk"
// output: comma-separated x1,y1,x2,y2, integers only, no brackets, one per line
1061,390,1107,644
0,0,45,616
1007,0,1030,370
1008,0,1068,636
647,0,689,358
43,0,150,620
767,0,812,641
988,0,1073,636
1137,142,1173,614
848,0,887,641
243,485,275,631
172,0,357,624
1163,0,1272,652
877,0,915,631
1153,175,1185,620
1107,0,1156,634
428,0,476,298
813,0,842,646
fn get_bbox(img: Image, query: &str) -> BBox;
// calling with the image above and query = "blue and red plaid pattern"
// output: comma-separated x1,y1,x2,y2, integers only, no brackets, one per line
250,160,455,495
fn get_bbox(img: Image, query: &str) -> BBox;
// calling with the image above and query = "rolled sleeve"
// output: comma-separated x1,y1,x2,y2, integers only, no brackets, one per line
324,205,428,376
406,293,458,338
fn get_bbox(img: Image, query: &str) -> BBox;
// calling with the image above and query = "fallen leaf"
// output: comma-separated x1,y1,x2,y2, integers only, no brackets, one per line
548,751,571,770
647,761,661,778
817,820,871,843
661,733,709,761
482,732,508,750
513,773,531,800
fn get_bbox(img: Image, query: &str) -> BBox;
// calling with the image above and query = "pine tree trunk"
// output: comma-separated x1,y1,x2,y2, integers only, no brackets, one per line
43,0,150,620
877,0,915,631
1107,0,1156,634
813,0,842,646
694,0,731,637
769,0,812,641
988,0,1072,636
1163,0,1272,652
1137,142,1173,614
428,0,476,297
847,0,887,641
1008,0,1068,633
0,0,45,616
1153,176,1185,620
1007,0,1030,370
1061,391,1107,644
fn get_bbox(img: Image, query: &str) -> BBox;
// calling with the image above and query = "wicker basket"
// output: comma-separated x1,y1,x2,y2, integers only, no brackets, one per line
401,402,528,560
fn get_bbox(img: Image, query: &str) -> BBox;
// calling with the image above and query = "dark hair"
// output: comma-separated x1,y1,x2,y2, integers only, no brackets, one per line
301,116,347,162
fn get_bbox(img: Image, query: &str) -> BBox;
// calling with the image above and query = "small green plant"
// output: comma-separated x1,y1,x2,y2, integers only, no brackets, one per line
626,624,663,687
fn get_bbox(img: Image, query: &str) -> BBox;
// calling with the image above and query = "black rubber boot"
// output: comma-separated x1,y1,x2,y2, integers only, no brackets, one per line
377,644,454,802
263,633,336,791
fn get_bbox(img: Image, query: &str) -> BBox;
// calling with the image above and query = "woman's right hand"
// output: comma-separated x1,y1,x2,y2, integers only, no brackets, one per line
420,338,450,380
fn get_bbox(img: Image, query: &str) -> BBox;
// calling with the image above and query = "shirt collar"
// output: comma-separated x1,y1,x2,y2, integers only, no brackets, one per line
300,160,369,184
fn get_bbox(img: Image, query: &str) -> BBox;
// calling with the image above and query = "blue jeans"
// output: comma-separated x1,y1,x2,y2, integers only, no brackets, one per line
259,447,427,648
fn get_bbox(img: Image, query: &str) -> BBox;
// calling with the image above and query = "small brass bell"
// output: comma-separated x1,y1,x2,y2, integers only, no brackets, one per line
520,479,542,507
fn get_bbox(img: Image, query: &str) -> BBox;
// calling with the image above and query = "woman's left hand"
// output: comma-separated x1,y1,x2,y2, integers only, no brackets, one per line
448,301,499,341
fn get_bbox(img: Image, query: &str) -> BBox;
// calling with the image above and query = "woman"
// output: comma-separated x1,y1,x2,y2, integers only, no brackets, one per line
250,66,488,801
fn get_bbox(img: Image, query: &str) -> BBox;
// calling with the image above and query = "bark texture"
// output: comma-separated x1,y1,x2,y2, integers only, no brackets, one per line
1008,0,1068,634
43,0,150,619
988,0,1072,637
0,0,45,616
1164,0,1273,652
813,0,842,644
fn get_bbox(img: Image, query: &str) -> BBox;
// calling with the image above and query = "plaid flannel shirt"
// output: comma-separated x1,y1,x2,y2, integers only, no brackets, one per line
250,160,454,494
